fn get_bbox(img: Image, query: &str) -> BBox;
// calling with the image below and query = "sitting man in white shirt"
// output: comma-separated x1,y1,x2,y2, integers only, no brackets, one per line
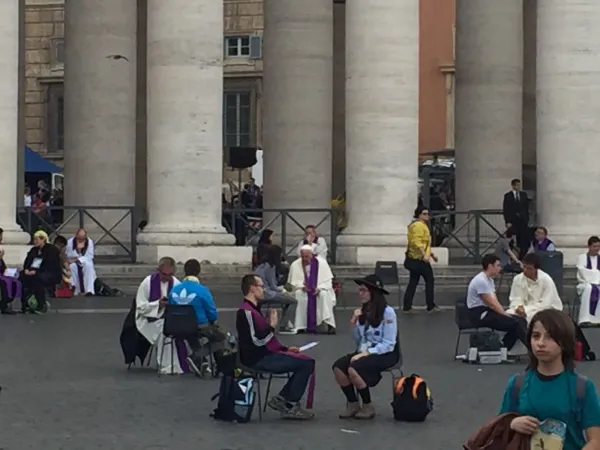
506,252,563,322
297,225,328,259
466,254,527,351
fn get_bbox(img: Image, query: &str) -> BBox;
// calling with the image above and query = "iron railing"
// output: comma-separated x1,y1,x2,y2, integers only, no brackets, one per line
16,206,137,262
430,209,507,263
222,208,338,263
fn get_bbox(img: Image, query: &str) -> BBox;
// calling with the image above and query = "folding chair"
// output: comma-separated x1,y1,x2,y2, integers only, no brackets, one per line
159,304,197,376
383,339,404,393
454,299,491,359
375,261,403,305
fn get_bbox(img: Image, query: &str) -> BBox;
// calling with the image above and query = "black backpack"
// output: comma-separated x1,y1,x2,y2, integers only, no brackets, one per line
469,330,502,352
391,373,433,422
210,375,256,423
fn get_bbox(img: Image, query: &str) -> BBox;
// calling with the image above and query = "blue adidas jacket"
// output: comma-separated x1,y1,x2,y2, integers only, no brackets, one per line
169,280,217,325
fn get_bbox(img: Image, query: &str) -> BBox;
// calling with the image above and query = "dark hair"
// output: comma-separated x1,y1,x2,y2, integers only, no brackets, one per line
0,227,3,234
183,258,201,277
265,244,282,267
588,235,600,247
53,235,67,246
241,274,258,296
505,226,517,238
358,286,388,328
527,309,576,371
511,178,521,186
536,226,548,235
259,229,273,244
305,225,315,231
413,205,429,218
522,252,541,269
481,254,500,269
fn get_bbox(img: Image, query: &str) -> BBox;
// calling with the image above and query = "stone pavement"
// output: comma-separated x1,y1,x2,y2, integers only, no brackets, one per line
3,301,600,449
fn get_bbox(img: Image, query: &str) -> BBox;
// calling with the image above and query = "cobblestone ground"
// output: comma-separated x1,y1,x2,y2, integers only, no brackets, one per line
1,295,600,449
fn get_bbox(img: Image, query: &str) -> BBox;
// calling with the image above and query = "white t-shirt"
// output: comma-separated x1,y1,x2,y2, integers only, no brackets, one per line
467,271,496,309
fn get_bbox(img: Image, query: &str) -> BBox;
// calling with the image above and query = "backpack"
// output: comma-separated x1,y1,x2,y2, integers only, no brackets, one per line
469,331,502,352
512,371,587,423
210,375,256,423
392,373,434,422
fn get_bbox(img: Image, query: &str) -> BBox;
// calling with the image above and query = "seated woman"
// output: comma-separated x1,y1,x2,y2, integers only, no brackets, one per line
66,228,97,296
332,274,400,420
0,227,22,315
53,235,73,298
19,230,62,313
254,244,298,334
528,226,556,253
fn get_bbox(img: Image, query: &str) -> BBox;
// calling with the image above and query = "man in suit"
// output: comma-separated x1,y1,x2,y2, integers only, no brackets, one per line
502,178,530,259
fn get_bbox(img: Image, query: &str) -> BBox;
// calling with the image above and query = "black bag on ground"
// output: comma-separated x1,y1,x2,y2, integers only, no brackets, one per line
94,278,121,297
469,330,502,351
210,375,256,423
392,374,433,422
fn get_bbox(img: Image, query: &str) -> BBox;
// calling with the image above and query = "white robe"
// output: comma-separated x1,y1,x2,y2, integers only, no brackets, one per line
506,270,563,322
134,275,184,374
288,256,336,331
66,237,97,295
297,238,329,259
577,253,600,325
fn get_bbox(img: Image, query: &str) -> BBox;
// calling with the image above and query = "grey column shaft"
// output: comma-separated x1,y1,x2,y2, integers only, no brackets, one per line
454,0,523,211
64,0,137,215
262,0,333,226
138,0,232,246
537,0,600,246
340,0,419,246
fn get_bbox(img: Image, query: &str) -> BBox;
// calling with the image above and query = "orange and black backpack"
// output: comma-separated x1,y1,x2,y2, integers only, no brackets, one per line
392,373,433,422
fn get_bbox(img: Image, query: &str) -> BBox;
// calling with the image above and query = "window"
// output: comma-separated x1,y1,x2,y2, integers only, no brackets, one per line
223,91,252,147
224,35,262,59
51,38,64,67
47,83,64,152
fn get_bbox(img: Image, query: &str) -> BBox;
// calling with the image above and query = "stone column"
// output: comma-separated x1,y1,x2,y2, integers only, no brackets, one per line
262,0,333,240
337,0,420,265
0,0,30,263
138,0,244,264
537,0,600,263
64,0,137,248
454,0,523,211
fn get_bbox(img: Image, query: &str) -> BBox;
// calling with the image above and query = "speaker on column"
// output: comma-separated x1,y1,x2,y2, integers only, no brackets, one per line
226,147,258,169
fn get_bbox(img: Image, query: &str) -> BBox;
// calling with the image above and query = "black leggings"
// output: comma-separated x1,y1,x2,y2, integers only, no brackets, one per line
403,258,435,311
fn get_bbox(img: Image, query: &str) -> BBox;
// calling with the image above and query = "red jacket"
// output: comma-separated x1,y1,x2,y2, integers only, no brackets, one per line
464,413,531,450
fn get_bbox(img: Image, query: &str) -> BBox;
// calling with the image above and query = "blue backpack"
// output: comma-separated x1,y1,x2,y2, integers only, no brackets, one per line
210,376,256,423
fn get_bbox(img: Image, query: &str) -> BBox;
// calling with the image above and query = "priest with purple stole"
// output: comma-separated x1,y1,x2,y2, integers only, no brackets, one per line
288,245,336,333
577,236,600,325
135,257,189,374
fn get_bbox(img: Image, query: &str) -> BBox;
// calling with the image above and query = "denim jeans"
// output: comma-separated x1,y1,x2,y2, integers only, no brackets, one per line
252,353,314,403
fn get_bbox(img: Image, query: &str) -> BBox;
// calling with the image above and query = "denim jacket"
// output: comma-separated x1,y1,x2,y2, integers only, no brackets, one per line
351,305,398,355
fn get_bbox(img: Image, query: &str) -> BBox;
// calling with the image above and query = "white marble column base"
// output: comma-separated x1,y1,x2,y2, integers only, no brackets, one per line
337,245,449,266
137,244,252,265
137,225,236,247
1,244,31,265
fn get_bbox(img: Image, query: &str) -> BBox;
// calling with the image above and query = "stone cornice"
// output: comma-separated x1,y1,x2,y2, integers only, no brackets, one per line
26,0,64,6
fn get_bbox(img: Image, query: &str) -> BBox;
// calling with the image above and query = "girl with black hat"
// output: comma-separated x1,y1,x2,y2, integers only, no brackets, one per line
332,274,400,420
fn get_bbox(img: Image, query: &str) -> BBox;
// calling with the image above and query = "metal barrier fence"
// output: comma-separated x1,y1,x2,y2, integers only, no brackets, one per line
222,208,338,263
16,206,137,262
430,209,506,263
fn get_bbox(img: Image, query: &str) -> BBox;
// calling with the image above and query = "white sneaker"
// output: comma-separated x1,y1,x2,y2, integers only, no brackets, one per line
279,327,297,335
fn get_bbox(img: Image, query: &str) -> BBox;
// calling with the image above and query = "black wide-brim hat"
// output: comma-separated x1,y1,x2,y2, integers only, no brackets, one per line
353,274,389,295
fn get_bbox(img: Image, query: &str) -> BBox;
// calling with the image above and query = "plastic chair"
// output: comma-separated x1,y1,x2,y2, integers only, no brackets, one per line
158,304,197,376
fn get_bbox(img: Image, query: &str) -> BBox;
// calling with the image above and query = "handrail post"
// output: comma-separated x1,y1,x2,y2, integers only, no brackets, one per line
78,208,84,229
130,207,137,263
330,208,337,264
473,212,481,264
26,207,31,234
281,211,287,254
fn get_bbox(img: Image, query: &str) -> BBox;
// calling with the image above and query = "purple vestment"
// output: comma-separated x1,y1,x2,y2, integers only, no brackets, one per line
149,272,190,373
586,255,600,316
303,257,320,332
534,238,553,252
0,259,22,300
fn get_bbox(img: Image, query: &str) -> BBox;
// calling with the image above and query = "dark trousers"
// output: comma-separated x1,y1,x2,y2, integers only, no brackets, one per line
514,220,530,259
0,279,11,311
20,272,58,311
468,306,527,350
252,353,315,403
403,257,435,311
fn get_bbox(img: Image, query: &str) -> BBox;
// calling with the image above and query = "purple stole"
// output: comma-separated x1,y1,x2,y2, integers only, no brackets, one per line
534,239,553,252
240,301,315,409
303,257,320,332
73,238,89,292
586,255,600,316
149,272,190,373
0,259,21,300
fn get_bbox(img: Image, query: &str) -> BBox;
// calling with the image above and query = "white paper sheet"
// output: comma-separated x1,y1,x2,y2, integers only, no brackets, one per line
299,342,319,352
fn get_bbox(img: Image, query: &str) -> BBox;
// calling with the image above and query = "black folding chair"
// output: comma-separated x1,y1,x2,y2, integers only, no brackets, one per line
454,298,492,359
159,304,197,376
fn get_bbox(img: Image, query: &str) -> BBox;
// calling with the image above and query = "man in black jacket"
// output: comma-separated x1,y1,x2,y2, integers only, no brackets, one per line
502,179,530,259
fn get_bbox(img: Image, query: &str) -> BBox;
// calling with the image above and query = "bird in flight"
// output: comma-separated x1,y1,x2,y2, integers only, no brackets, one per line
106,54,129,62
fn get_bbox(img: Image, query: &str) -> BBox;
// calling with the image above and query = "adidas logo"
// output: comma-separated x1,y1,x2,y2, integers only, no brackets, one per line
172,288,197,305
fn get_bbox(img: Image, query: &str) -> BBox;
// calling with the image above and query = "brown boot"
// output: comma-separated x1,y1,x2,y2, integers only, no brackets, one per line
354,404,376,420
338,402,361,419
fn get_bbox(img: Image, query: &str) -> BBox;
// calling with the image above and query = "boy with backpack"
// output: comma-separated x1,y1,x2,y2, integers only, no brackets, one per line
499,309,600,450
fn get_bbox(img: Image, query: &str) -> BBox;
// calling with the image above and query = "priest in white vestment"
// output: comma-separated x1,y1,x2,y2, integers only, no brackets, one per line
135,257,188,374
288,245,336,333
507,255,563,322
297,225,329,259
577,236,600,325
66,228,97,295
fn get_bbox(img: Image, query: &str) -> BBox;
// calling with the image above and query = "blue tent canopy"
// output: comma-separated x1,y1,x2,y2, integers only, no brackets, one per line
25,146,63,173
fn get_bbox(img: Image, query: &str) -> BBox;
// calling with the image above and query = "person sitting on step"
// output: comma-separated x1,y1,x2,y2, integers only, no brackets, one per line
332,274,400,420
66,228,97,296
